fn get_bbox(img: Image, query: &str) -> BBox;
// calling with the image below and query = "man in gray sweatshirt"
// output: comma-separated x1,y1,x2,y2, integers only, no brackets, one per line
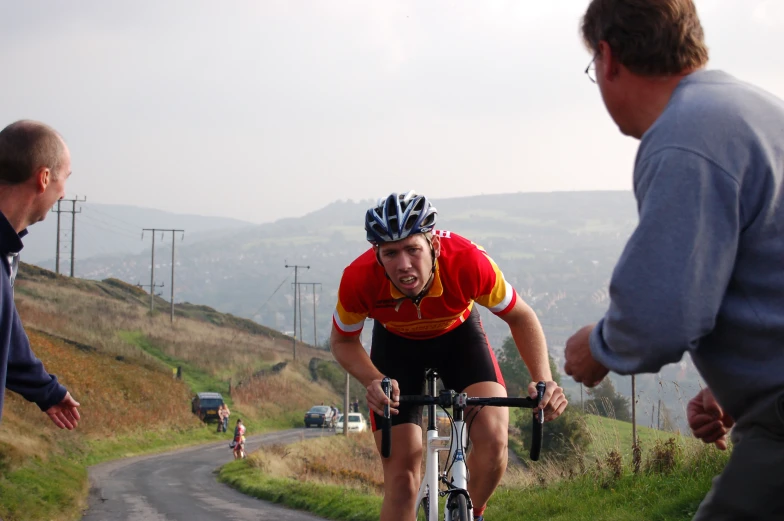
564,1,784,520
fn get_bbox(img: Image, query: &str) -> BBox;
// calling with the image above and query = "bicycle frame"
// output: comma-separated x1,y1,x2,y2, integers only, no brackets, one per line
380,370,544,521
415,370,470,521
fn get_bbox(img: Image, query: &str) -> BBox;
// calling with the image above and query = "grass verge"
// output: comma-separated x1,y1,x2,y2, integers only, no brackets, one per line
0,455,87,521
217,426,731,521
486,449,728,521
218,459,383,521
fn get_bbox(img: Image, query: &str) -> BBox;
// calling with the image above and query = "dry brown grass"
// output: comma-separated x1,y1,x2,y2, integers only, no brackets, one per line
6,275,345,439
14,277,332,380
231,366,340,422
252,409,717,497
250,418,556,495
0,329,201,473
248,431,384,494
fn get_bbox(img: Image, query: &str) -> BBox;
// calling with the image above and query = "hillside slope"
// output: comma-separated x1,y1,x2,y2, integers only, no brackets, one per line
0,263,345,521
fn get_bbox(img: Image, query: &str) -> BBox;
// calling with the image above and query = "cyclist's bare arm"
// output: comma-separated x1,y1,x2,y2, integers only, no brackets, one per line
499,298,551,381
329,324,400,416
499,297,568,420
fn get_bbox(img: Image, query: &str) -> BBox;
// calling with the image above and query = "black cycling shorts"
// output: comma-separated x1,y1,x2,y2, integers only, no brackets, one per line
369,306,505,432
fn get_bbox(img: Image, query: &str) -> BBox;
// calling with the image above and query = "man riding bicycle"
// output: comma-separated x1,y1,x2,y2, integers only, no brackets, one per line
330,191,567,521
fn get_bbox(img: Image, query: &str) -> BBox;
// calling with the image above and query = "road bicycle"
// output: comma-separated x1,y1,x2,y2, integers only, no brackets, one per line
381,370,545,521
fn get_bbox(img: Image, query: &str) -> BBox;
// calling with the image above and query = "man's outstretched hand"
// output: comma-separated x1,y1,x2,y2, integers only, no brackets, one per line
564,324,609,387
45,392,81,430
687,388,734,450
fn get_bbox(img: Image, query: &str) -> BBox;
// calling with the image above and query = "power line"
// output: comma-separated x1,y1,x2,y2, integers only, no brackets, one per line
79,214,140,240
219,272,294,358
82,205,145,233
82,211,139,236
254,274,293,317
71,226,117,257
137,280,165,298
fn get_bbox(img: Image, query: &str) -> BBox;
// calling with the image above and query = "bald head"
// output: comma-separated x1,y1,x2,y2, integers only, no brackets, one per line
0,120,67,185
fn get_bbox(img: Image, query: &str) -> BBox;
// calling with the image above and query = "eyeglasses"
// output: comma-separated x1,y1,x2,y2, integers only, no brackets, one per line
585,53,598,84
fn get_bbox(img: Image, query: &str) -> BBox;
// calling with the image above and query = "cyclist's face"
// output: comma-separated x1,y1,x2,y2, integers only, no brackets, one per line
377,234,440,297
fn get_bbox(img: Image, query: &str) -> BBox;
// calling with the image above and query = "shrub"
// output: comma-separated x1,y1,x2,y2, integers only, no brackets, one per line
517,405,590,460
645,437,682,475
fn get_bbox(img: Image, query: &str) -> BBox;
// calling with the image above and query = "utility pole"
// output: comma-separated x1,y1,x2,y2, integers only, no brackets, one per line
170,231,179,323
50,196,85,276
344,371,350,436
631,375,637,446
70,199,78,277
55,200,61,274
293,282,321,346
312,283,319,347
284,263,310,361
143,229,185,321
298,283,303,341
142,230,157,313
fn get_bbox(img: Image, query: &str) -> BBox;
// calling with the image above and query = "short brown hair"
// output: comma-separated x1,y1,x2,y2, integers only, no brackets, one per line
581,0,709,76
0,120,65,185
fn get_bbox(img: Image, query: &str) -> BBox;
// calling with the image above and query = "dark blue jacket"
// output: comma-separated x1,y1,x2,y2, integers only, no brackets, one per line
0,211,66,422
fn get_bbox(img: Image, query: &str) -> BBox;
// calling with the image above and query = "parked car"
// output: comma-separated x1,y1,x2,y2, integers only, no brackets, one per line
191,392,225,423
335,413,368,433
304,405,336,428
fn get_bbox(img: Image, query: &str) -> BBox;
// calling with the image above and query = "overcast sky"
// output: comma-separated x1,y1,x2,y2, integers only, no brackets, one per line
1,0,782,224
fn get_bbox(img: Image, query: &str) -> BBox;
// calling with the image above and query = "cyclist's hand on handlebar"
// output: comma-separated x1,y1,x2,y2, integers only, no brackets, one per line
366,377,400,417
528,380,568,422
687,388,734,450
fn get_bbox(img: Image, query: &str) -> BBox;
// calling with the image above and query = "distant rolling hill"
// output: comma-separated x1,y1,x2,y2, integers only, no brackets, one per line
54,190,639,352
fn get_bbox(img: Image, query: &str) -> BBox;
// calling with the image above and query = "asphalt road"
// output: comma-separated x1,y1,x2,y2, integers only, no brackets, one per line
81,428,336,521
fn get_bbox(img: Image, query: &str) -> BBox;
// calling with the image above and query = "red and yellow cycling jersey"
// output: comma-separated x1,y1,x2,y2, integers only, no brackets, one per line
332,230,518,340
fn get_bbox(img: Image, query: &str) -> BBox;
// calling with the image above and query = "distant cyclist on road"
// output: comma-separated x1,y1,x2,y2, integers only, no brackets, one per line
330,191,567,521
232,419,246,460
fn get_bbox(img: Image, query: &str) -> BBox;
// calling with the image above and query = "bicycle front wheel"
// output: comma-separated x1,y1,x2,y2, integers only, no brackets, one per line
448,494,470,521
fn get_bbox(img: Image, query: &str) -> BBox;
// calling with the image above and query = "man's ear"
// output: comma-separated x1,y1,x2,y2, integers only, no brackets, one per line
33,167,50,194
431,234,441,258
598,40,620,82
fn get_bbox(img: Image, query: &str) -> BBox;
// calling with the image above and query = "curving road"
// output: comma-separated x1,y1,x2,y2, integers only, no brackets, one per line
82,428,335,521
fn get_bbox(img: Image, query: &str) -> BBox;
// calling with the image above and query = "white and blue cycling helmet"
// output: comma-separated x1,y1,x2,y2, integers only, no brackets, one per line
365,190,438,244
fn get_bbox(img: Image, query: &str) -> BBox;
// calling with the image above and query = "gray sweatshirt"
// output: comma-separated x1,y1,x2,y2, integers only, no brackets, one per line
589,69,784,421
